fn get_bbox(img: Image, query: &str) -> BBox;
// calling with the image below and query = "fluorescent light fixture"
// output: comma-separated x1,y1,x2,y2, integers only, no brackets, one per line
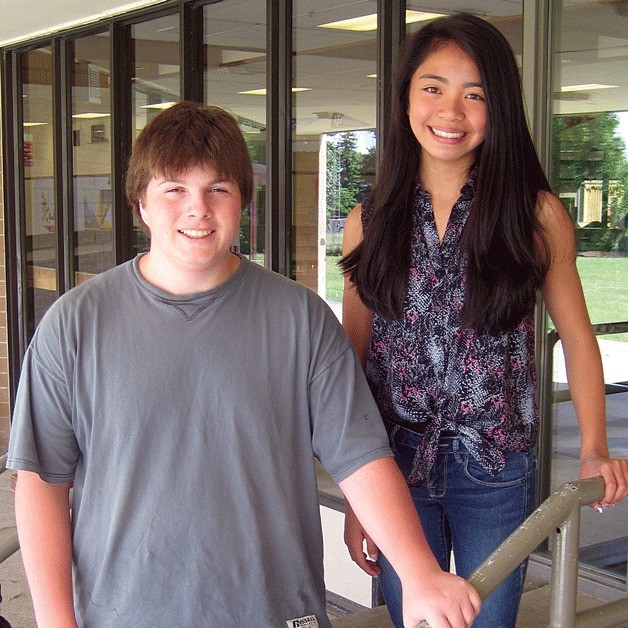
319,10,443,32
367,74,377,78
23,122,47,127
72,113,111,119
140,101,177,110
561,83,618,92
239,87,311,95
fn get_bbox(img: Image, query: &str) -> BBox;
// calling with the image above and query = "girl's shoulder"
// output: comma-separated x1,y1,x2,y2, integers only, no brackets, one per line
535,190,576,262
343,205,365,254
536,190,573,229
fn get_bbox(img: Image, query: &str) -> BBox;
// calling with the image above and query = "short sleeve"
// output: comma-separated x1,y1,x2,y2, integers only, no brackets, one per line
7,329,79,483
309,341,391,484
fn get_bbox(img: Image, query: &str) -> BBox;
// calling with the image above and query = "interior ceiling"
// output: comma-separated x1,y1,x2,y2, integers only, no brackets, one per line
4,0,627,135
0,0,169,47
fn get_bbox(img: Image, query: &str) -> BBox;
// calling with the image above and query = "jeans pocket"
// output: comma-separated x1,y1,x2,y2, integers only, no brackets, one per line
462,450,532,488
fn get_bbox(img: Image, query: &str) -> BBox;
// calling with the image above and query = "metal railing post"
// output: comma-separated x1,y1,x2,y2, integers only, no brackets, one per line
549,506,580,627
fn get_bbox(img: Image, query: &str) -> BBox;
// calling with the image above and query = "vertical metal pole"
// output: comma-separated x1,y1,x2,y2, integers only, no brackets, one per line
266,0,291,276
549,507,580,627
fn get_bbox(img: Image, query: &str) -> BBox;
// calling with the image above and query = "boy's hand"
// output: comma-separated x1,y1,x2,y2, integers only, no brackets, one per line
402,570,481,628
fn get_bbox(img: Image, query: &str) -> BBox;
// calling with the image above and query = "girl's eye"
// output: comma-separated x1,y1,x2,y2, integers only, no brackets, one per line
424,86,439,94
467,93,485,101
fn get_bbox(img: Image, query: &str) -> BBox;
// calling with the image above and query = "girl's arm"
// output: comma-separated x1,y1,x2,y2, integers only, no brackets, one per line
538,191,628,506
340,457,481,628
340,205,380,576
341,205,373,367
14,470,78,628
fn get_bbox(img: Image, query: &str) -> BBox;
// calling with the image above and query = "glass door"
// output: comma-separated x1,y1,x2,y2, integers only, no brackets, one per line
549,0,627,585
203,0,267,264
292,0,378,315
131,13,181,254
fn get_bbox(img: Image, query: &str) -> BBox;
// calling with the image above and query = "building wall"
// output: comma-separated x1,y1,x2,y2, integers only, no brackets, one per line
0,67,11,452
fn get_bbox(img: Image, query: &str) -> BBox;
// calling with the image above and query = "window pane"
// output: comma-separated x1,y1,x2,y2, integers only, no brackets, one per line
131,13,181,254
549,0,627,583
292,0,378,316
203,0,267,264
21,46,56,341
70,32,114,285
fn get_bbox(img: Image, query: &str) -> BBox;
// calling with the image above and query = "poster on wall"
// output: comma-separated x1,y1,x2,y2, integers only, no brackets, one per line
74,176,112,230
27,176,113,235
27,178,55,235
24,137,34,167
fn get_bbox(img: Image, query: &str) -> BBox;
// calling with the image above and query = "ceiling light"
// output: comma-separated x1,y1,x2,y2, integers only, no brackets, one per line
140,101,177,110
72,113,111,119
318,10,444,32
239,87,311,95
561,83,618,92
23,122,47,127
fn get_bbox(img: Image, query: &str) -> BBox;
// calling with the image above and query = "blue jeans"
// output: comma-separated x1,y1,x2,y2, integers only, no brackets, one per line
378,424,536,628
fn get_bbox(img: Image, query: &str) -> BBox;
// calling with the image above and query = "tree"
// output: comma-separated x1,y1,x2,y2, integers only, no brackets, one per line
326,131,367,221
551,112,628,227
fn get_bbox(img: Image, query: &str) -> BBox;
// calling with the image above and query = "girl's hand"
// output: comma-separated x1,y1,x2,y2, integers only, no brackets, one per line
580,451,628,508
344,503,381,577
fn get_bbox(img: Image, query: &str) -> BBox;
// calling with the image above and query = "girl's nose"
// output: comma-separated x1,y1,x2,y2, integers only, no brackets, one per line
438,96,464,120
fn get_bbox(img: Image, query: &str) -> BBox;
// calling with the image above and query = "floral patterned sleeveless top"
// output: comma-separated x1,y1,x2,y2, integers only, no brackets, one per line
364,173,539,486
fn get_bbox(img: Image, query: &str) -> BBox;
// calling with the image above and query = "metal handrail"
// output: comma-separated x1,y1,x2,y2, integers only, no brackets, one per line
416,476,627,628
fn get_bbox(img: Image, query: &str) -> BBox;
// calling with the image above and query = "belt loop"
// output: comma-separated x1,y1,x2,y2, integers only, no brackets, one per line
389,424,400,442
452,436,463,463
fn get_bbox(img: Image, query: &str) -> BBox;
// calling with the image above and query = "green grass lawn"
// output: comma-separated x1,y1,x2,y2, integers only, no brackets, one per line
326,255,344,302
325,253,628,340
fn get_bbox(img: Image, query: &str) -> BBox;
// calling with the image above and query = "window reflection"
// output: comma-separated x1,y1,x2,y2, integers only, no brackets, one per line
131,13,181,254
203,0,267,264
21,46,56,341
70,32,114,285
292,0,378,313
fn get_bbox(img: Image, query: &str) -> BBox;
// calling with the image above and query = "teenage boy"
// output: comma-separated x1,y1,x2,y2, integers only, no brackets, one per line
7,101,479,628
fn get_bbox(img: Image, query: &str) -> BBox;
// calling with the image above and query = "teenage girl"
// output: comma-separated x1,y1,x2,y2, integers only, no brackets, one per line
341,13,628,628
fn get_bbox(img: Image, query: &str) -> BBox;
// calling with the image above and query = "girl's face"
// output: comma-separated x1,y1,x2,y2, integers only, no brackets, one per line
407,41,487,171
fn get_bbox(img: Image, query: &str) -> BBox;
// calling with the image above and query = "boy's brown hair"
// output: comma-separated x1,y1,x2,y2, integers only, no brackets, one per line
126,101,254,228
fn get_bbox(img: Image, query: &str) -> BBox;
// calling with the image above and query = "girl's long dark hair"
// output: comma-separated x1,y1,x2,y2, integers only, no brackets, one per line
341,13,551,334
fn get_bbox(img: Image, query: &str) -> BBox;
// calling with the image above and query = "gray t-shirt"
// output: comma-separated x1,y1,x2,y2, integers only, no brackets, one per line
8,255,391,627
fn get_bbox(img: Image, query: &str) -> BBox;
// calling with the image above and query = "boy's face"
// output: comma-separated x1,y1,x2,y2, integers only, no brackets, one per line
139,163,242,294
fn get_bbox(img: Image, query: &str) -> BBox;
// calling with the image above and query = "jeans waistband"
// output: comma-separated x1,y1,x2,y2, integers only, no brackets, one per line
384,419,458,439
